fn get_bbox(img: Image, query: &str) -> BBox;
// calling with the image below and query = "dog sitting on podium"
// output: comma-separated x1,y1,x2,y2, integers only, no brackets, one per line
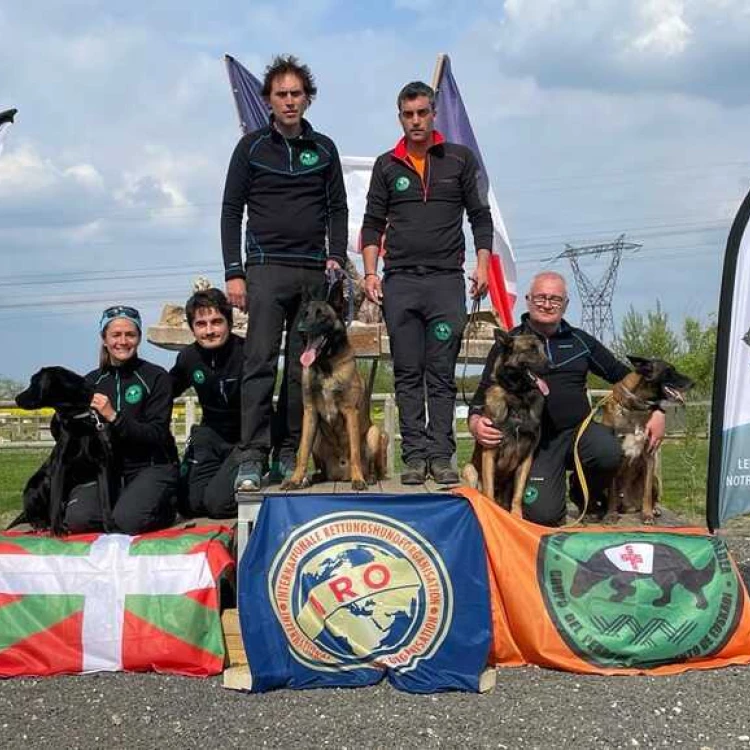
14,366,115,534
463,330,549,515
602,355,693,524
281,275,387,491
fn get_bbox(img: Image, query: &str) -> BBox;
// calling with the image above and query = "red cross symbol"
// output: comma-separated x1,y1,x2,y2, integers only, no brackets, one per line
620,544,643,571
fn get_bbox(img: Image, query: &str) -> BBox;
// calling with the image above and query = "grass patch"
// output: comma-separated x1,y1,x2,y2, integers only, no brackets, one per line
0,439,710,525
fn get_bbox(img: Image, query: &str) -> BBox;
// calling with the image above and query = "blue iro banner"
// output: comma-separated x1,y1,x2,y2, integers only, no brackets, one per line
238,493,491,693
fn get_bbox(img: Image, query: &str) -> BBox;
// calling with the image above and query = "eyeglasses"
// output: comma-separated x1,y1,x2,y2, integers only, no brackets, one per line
528,294,566,309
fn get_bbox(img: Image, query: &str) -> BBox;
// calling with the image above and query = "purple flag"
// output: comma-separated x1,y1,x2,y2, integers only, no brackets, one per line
224,56,269,134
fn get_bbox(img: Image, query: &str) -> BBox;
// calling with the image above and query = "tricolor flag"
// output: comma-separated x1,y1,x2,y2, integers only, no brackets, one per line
707,185,750,530
0,108,17,158
433,56,517,329
0,526,234,677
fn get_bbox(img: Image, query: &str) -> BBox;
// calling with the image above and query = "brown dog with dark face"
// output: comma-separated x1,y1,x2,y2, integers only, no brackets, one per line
281,281,387,491
602,355,693,524
463,330,548,515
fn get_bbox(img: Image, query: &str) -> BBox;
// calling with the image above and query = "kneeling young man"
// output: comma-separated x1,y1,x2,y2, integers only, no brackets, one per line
171,289,243,518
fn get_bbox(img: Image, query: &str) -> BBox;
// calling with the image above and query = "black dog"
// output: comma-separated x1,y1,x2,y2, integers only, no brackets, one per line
14,367,116,534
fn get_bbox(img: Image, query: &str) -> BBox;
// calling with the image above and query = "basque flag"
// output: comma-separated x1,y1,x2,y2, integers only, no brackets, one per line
238,493,491,693
433,56,517,329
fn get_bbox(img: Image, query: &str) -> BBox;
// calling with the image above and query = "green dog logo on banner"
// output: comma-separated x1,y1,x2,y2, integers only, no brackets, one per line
538,532,740,668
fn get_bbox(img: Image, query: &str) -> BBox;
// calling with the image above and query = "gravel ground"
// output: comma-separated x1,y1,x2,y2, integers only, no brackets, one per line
2,534,750,750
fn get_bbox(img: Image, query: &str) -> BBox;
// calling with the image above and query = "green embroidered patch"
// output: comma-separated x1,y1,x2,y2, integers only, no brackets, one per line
433,321,452,341
395,175,410,192
125,384,143,404
299,150,319,166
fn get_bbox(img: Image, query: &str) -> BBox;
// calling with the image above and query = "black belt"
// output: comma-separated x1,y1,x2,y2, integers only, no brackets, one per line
385,266,462,277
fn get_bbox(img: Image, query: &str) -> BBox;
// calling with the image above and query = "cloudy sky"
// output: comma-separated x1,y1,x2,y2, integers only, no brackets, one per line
2,0,750,382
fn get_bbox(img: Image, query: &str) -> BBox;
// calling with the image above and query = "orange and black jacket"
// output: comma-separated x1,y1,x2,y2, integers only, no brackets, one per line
361,131,493,272
220,117,348,279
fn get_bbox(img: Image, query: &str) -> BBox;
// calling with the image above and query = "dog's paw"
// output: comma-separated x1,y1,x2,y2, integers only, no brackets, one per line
641,513,655,526
602,512,619,525
280,475,310,491
351,478,367,491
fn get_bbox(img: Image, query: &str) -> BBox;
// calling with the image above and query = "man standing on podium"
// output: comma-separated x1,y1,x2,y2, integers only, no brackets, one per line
220,55,348,492
361,80,492,486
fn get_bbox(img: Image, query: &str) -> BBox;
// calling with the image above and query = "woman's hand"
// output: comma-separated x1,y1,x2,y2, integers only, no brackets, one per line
91,393,117,423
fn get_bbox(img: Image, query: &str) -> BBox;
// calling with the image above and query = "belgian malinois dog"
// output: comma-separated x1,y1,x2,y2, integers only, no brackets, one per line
601,355,693,524
462,330,548,515
281,280,387,491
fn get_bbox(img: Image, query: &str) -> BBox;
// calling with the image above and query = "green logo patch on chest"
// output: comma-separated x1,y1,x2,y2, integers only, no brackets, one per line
124,384,143,405
538,532,741,668
192,369,206,385
299,150,319,166
395,175,411,192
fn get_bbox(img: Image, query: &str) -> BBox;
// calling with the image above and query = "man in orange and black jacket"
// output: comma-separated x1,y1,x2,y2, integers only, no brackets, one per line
361,80,492,486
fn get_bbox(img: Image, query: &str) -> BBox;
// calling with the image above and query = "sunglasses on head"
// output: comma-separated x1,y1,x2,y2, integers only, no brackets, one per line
100,305,142,333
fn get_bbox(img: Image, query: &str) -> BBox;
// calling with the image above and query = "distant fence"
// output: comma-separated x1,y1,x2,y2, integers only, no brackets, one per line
0,393,711,478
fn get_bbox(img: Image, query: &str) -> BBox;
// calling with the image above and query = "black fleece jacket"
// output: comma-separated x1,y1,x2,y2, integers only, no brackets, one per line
361,133,493,271
170,334,243,445
86,357,178,471
220,118,348,279
470,315,630,434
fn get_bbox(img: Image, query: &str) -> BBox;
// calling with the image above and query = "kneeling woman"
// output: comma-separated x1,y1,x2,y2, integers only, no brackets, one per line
65,306,179,534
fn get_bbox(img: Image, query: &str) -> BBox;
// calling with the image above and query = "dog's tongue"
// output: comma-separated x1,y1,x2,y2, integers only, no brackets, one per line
300,336,325,368
528,372,550,397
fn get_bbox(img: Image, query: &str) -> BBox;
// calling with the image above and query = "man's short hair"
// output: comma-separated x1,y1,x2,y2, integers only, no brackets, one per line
529,271,568,297
397,81,435,112
185,288,233,330
262,55,317,100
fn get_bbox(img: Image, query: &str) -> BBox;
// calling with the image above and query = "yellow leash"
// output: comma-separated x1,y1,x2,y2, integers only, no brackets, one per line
567,392,614,527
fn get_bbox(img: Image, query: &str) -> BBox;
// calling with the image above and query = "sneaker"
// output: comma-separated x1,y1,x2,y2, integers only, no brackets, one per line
401,459,427,485
429,458,459,485
234,461,263,492
267,459,295,484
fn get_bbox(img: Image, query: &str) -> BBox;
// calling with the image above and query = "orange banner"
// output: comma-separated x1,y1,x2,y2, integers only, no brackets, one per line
457,487,750,675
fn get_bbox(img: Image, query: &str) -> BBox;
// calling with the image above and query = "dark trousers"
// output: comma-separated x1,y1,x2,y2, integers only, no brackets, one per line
240,265,326,466
382,270,467,464
64,464,178,535
179,425,238,519
523,422,622,527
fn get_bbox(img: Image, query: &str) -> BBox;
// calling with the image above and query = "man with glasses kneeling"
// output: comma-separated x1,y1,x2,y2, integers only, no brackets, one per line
468,272,666,526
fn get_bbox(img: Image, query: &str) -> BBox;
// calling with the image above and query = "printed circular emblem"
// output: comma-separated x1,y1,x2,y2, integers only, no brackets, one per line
395,176,410,192
124,384,143,405
268,511,454,673
538,532,742,668
433,321,452,342
523,486,539,504
299,150,319,166
192,369,206,385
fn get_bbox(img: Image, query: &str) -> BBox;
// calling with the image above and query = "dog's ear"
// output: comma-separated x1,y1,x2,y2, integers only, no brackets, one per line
493,328,513,350
627,355,656,378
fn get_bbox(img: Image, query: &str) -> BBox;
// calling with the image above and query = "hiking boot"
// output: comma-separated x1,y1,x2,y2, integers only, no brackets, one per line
400,459,427,485
429,457,459,485
234,461,263,493
267,458,295,484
